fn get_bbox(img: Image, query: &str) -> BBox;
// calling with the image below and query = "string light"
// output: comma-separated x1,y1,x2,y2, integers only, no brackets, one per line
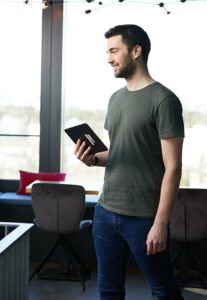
158,2,171,14
0,0,207,14
85,0,207,14
83,0,187,14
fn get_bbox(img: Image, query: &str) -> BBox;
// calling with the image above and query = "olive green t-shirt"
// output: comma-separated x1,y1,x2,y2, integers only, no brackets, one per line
98,82,184,217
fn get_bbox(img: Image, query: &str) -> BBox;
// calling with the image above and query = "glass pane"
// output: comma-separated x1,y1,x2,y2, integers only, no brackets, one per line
62,1,207,187
0,136,39,179
0,3,42,179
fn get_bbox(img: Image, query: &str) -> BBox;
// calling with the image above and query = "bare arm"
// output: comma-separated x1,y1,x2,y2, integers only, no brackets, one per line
146,136,184,255
74,139,109,167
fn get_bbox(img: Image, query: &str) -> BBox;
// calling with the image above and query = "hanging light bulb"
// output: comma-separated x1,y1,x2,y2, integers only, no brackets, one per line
42,0,52,10
25,0,33,4
42,1,48,9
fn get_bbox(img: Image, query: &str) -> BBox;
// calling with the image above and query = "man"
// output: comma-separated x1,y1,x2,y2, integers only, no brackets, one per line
75,24,184,300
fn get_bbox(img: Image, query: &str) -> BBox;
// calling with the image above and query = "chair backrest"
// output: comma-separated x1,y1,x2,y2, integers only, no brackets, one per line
170,188,207,241
31,183,85,234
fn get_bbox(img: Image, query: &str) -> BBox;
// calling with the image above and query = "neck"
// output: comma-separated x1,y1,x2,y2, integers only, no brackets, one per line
126,66,155,91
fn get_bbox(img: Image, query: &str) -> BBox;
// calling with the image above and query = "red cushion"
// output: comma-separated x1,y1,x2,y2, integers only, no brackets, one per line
16,170,67,195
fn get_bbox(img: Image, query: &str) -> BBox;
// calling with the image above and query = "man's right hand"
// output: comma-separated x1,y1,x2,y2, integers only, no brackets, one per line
74,139,96,166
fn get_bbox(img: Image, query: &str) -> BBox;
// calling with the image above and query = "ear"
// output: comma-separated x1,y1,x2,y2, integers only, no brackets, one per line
133,45,142,59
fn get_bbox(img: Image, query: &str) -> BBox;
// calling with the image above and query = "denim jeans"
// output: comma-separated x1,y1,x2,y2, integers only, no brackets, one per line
92,204,183,300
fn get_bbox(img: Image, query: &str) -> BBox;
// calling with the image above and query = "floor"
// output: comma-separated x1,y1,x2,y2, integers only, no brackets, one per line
29,271,207,300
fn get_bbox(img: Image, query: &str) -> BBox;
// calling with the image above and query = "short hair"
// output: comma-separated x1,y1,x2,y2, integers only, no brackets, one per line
104,24,151,64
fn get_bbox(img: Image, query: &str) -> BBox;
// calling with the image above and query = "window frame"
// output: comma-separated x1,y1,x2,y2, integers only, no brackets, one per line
39,4,63,172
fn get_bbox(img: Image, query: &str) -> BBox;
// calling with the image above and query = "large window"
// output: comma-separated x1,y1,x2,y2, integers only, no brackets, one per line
1,1,206,188
62,1,207,187
0,3,42,179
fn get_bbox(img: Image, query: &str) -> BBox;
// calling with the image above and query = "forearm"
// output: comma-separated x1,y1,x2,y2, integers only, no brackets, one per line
146,137,183,255
154,165,182,226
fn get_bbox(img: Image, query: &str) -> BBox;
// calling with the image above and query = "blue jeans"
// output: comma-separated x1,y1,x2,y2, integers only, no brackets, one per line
92,204,183,300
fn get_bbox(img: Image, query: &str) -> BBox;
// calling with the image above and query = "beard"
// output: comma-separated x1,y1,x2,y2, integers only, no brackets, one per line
114,55,136,79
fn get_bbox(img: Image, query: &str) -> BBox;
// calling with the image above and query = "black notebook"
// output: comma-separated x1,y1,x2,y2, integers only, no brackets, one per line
65,123,108,154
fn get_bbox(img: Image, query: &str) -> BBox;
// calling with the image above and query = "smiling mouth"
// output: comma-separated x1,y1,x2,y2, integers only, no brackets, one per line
113,65,119,72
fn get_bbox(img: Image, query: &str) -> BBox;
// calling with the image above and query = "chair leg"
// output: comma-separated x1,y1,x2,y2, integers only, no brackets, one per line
29,238,59,282
29,234,90,291
60,235,88,291
63,238,91,279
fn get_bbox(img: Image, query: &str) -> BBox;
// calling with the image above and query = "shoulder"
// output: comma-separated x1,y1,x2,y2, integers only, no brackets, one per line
150,82,178,100
149,82,182,110
107,86,127,107
110,86,127,99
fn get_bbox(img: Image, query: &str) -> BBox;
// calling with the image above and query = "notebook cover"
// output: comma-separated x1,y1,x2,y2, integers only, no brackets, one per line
65,123,108,154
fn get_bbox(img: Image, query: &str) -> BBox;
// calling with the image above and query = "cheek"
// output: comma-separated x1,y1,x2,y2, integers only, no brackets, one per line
119,53,130,65
118,56,126,67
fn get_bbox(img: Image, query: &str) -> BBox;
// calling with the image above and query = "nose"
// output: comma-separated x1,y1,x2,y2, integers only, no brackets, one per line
107,53,113,64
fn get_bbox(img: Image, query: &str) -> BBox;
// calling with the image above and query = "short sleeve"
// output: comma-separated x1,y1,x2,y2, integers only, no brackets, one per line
156,95,185,139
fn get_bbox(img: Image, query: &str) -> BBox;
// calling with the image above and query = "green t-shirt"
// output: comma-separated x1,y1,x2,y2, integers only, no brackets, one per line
98,82,184,217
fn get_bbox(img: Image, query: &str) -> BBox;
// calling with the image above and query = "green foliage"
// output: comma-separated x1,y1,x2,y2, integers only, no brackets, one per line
0,106,39,123
183,109,207,128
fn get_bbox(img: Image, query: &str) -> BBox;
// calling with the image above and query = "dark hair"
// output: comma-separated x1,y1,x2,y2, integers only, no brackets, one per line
104,24,151,64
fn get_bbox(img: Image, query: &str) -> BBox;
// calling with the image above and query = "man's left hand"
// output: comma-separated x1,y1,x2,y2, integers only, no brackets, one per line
146,223,168,255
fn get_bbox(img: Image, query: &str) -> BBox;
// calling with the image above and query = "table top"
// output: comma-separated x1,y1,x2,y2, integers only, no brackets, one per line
25,180,100,195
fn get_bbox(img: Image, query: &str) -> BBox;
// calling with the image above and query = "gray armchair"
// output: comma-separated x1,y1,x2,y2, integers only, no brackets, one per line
29,182,92,291
170,188,207,288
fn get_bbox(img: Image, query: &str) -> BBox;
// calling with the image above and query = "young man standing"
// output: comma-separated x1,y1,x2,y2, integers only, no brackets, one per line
75,24,184,300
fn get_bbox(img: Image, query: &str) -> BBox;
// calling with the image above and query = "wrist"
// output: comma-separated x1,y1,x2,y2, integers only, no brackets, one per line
90,155,99,167
154,217,169,227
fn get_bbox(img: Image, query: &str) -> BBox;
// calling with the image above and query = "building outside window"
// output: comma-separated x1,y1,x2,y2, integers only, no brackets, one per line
62,1,207,188
0,3,42,179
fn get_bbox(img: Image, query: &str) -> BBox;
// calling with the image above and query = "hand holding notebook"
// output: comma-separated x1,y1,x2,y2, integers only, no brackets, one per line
65,123,108,154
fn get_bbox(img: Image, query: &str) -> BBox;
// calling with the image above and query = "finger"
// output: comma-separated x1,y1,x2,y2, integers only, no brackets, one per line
157,242,167,253
74,139,81,154
76,142,87,159
147,241,153,256
152,242,159,254
80,146,92,161
147,241,160,255
153,241,167,254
